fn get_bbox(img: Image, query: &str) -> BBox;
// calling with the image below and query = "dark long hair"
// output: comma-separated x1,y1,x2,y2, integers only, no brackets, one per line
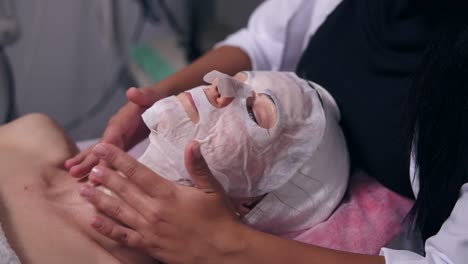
407,5,468,241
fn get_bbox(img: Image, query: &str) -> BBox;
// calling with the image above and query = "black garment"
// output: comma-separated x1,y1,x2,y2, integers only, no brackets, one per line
296,0,434,198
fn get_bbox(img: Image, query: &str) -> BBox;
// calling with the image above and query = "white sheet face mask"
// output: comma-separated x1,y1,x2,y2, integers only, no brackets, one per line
139,71,326,198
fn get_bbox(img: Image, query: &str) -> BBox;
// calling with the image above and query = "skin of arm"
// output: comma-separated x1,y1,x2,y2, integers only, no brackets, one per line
151,46,252,98
65,46,252,178
231,227,385,264
80,142,386,264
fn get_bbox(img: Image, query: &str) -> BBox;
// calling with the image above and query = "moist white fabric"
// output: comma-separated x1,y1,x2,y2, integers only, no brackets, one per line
241,77,349,235
138,92,201,187
139,71,349,234
203,70,253,98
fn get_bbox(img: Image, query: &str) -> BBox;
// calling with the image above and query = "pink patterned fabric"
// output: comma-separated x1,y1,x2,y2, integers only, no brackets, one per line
286,172,414,255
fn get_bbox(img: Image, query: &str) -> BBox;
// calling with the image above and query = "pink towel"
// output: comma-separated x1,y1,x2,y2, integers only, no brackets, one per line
285,171,414,255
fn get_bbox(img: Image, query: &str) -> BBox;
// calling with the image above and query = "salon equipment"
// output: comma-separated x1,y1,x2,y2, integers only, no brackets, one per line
0,0,19,46
0,0,19,124
64,0,185,131
0,49,16,123
97,0,185,58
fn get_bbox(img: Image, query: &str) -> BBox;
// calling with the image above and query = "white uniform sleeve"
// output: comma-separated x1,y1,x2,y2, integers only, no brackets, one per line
215,0,341,71
381,183,468,264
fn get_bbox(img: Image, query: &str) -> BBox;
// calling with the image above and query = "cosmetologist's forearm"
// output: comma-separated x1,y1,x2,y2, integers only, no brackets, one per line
224,225,386,264
151,46,252,97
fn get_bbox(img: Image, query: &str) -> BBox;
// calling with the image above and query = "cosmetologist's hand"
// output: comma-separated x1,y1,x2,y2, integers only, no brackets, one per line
65,87,161,178
79,142,245,263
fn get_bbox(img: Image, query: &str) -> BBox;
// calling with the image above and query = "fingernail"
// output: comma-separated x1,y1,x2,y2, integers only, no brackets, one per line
90,166,103,180
70,165,81,172
64,159,71,166
92,217,103,229
79,185,94,198
192,141,202,159
93,144,108,158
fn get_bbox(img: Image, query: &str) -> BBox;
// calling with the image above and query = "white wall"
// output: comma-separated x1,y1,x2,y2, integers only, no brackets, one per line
3,0,260,140
5,0,177,140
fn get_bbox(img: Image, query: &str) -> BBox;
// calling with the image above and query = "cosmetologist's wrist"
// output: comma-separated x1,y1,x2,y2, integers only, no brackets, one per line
215,222,259,264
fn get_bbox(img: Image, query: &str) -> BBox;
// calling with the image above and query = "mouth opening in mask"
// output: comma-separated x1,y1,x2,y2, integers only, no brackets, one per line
177,92,200,123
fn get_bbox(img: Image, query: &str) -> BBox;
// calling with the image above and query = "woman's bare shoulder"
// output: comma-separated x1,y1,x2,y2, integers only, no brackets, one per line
0,113,78,166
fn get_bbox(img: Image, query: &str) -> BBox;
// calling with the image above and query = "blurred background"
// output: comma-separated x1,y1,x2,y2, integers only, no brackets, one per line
0,0,262,140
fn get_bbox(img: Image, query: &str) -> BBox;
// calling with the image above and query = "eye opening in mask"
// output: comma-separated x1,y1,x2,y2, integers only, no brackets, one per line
245,93,278,129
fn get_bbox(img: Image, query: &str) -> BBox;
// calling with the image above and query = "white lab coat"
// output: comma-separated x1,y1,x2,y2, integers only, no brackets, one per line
216,0,468,263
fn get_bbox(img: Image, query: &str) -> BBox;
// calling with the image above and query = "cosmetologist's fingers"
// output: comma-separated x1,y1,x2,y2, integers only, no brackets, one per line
90,214,146,249
91,143,172,197
184,141,225,194
69,153,100,178
126,87,161,108
88,166,158,221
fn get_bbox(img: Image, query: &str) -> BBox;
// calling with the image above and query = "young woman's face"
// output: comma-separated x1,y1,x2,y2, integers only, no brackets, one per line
140,70,323,198
176,72,278,129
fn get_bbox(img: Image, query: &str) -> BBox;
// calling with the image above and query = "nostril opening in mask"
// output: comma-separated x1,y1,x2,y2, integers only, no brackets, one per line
210,79,221,97
212,81,232,107
217,96,234,108
203,83,234,108
214,81,222,97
